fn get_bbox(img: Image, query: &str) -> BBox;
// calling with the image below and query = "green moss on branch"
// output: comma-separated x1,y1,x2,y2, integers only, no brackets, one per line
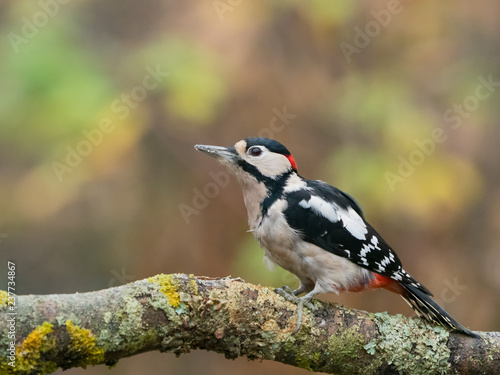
0,274,496,375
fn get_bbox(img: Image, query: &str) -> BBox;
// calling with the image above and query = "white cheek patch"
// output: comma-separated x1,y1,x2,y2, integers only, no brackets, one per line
234,142,294,178
252,153,292,178
299,196,339,223
338,207,368,240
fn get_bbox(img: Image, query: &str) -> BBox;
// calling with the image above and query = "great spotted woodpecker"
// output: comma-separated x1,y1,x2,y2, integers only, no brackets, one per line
195,137,475,336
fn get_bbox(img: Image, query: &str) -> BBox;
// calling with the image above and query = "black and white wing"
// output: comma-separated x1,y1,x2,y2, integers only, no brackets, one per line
283,180,431,295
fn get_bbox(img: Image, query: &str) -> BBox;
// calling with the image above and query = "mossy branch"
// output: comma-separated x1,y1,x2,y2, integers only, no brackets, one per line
0,274,498,375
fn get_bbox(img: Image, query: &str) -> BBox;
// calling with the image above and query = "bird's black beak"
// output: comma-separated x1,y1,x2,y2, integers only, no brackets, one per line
194,144,238,163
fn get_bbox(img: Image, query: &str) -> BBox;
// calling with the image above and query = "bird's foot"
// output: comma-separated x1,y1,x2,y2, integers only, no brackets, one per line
275,285,297,296
275,285,299,303
274,286,316,334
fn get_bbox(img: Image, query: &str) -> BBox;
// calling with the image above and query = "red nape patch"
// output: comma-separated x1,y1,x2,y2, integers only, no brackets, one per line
286,155,298,171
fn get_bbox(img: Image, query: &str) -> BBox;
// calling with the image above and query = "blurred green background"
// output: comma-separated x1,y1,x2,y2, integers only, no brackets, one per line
1,1,499,374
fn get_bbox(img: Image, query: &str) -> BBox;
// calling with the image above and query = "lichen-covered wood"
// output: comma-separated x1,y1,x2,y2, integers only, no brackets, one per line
0,274,498,374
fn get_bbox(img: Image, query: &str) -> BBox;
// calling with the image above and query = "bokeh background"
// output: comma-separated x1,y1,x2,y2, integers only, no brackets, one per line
1,1,499,374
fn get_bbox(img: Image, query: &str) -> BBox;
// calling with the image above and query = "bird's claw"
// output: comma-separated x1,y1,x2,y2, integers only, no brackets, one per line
293,297,316,334
274,286,315,334
282,285,296,295
274,286,301,304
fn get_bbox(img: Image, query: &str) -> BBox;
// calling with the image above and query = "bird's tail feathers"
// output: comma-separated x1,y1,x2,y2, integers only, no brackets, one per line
400,283,477,337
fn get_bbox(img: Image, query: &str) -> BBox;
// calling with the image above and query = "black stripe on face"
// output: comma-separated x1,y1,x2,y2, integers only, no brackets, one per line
236,158,291,186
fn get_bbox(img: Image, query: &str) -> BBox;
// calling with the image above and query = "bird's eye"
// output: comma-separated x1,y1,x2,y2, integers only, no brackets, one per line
248,147,263,157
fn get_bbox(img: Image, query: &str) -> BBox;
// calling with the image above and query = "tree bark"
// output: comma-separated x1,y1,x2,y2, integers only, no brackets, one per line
0,273,498,374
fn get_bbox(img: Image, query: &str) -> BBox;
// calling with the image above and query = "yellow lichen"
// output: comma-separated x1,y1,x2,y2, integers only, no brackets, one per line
0,290,8,307
14,321,58,374
148,274,181,307
188,274,198,295
65,320,105,368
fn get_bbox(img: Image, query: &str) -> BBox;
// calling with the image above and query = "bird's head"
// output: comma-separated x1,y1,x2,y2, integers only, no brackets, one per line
195,137,298,183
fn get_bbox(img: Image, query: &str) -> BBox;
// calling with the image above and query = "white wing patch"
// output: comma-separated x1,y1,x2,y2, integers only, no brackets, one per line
299,196,339,223
299,197,368,241
338,207,368,240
